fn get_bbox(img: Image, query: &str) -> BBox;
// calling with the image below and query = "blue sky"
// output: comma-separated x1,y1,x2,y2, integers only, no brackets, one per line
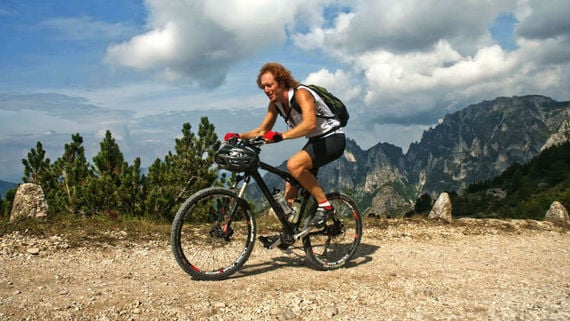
1,0,569,182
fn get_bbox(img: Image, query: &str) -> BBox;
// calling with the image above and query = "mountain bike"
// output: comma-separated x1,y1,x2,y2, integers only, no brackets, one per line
170,136,363,280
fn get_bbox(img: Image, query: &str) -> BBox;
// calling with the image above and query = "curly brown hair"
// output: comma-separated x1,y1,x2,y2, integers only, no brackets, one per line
256,62,300,89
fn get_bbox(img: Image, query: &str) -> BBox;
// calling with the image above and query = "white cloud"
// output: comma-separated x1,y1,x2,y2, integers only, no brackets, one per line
287,0,570,130
106,22,180,70
4,0,570,182
101,0,569,150
104,0,325,87
295,0,517,55
304,68,362,102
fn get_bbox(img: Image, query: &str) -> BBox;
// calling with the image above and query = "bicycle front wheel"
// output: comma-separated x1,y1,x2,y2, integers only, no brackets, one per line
303,192,363,270
170,187,256,281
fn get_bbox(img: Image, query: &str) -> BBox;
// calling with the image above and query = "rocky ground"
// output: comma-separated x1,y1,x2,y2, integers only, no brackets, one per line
1,218,569,321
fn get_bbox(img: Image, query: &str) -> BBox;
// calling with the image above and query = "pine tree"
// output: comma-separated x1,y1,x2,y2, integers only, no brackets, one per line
21,141,57,216
0,193,4,219
0,189,16,219
117,157,145,217
92,130,124,181
83,174,116,216
144,119,220,220
86,130,125,215
143,157,171,219
51,133,92,215
172,119,220,196
22,141,52,185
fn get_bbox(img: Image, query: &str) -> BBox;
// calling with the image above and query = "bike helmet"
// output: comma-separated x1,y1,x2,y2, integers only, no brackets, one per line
214,142,260,172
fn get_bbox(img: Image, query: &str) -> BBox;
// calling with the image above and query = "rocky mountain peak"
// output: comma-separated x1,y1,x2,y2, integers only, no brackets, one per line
258,95,570,217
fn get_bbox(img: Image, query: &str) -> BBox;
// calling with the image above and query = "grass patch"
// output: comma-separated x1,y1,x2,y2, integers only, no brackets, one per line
0,214,171,248
254,209,284,233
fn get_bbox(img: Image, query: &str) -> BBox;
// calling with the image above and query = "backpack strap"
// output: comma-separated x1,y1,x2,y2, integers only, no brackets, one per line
290,85,335,120
273,103,294,128
273,86,308,127
291,86,341,139
276,85,339,134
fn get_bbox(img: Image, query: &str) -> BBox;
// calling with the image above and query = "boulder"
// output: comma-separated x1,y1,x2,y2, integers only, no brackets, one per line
544,201,569,226
428,192,453,223
9,183,49,223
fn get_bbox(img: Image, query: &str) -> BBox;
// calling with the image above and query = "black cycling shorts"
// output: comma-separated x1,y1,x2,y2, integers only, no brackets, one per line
303,133,346,175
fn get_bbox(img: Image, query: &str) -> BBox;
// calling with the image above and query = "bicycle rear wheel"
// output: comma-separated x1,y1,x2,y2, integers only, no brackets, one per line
303,192,363,270
170,187,256,281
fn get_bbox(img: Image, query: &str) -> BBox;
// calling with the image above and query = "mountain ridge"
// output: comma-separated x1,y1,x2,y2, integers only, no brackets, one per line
259,95,570,216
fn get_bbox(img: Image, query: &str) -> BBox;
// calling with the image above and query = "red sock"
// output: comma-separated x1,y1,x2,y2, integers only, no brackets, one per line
318,200,333,210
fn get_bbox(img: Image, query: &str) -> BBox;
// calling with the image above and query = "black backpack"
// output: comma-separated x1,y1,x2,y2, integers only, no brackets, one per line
290,84,349,127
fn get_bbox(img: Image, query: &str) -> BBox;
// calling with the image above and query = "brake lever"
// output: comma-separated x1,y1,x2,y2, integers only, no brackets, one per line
249,136,265,146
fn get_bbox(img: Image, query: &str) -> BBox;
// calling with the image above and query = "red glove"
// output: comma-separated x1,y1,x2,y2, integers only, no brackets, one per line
263,131,283,143
224,132,239,141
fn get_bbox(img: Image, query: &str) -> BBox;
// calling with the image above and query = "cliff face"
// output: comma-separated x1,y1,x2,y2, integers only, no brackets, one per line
259,95,570,216
404,95,570,194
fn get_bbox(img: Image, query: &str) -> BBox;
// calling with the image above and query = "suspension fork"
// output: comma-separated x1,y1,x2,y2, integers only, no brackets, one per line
218,174,250,235
235,174,250,199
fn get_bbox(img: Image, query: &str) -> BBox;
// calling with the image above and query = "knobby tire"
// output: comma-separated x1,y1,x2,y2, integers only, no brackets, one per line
170,187,256,281
302,192,363,270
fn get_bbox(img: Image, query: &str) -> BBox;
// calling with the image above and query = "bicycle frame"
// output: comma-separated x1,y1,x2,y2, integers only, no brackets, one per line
233,160,310,237
171,137,363,279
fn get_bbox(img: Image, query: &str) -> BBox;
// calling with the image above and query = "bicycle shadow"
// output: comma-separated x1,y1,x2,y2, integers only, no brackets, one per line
232,242,379,279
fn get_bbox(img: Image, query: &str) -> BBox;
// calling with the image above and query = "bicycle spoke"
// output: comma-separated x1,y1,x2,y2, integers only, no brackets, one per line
171,188,255,280
303,192,362,270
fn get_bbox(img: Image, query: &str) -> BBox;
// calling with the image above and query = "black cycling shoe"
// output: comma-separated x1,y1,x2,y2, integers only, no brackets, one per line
258,235,291,250
309,207,333,229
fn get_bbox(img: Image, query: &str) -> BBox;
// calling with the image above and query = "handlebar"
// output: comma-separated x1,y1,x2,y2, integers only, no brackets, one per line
226,136,266,152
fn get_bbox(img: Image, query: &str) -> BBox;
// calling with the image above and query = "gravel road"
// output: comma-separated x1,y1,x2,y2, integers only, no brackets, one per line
1,218,569,321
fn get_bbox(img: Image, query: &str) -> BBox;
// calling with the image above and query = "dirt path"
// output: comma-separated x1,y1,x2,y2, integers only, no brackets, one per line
1,219,569,321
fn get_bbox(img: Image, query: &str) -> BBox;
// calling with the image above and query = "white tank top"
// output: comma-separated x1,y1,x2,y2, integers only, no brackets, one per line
275,86,344,139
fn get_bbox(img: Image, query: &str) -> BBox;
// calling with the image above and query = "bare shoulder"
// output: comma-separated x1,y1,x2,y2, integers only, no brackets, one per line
294,87,314,104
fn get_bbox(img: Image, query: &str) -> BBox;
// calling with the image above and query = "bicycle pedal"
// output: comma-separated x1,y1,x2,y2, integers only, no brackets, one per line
258,235,281,249
259,235,292,250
